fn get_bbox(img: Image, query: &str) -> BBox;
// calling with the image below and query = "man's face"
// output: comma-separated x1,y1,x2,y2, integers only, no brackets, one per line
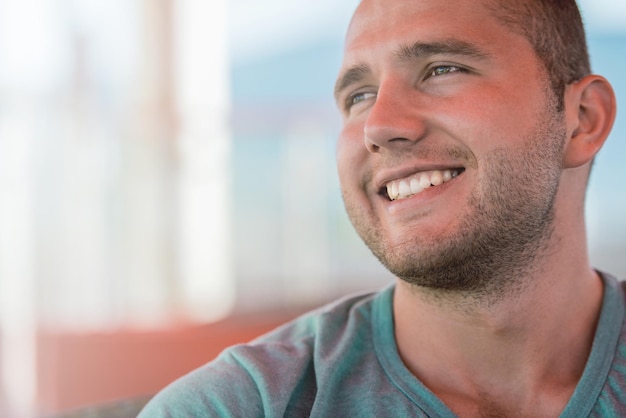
335,0,567,294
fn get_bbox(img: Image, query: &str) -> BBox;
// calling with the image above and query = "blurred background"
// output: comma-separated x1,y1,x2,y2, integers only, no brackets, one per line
0,0,623,416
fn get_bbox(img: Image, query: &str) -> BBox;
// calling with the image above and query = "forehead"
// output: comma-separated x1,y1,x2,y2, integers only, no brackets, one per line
344,0,519,62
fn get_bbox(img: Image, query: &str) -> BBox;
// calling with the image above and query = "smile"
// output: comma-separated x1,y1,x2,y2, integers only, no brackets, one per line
384,168,464,201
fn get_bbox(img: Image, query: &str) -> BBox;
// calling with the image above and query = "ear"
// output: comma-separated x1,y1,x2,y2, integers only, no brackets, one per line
563,75,616,169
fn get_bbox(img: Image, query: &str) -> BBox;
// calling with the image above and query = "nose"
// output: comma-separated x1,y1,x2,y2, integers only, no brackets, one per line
363,82,427,153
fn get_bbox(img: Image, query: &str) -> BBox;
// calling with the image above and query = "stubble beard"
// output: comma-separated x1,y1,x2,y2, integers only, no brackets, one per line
343,109,566,304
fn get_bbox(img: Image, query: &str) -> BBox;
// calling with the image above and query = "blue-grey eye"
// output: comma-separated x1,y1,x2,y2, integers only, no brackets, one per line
348,92,376,108
428,65,464,78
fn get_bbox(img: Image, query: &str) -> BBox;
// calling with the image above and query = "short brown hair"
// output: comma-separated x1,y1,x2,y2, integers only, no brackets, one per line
487,0,591,110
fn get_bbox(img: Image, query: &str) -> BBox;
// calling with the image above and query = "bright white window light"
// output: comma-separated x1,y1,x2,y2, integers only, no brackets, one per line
175,0,235,321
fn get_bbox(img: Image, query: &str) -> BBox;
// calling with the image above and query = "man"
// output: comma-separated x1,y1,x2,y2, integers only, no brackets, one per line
140,0,622,416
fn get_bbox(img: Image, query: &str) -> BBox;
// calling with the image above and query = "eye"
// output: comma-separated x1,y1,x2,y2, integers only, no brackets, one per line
346,91,377,111
425,65,466,79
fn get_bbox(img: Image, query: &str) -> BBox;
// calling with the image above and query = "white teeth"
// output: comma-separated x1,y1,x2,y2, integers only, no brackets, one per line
430,171,443,186
398,180,410,197
390,182,399,200
385,169,462,201
418,173,431,189
410,178,422,195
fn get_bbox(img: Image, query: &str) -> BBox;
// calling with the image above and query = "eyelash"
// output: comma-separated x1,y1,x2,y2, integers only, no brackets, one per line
344,65,467,111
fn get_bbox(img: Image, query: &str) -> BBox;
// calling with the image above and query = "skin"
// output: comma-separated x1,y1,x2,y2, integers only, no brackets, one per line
335,0,616,416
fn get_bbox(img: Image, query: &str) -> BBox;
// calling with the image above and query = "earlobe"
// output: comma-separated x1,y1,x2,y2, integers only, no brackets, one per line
563,75,617,169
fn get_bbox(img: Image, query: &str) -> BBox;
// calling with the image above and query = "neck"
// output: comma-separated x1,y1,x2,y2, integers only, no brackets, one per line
393,258,603,416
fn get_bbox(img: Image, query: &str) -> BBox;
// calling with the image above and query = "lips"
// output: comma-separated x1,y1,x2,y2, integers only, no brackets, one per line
383,168,465,201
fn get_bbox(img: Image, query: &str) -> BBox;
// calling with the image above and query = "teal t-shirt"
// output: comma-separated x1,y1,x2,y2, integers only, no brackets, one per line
139,272,626,417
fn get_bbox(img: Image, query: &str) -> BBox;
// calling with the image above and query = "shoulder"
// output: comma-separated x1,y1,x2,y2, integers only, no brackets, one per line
256,287,384,344
139,286,391,417
587,271,626,415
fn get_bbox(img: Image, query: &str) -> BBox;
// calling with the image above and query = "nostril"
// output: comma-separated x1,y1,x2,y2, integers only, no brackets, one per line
364,136,381,153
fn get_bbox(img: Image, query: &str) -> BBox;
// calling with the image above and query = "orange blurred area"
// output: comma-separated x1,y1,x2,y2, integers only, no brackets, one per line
36,312,300,416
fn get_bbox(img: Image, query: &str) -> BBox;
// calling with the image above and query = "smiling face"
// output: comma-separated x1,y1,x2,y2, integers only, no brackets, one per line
335,0,568,296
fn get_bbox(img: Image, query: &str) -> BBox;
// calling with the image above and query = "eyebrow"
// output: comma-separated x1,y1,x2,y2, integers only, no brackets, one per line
334,64,372,102
394,39,490,63
334,39,491,102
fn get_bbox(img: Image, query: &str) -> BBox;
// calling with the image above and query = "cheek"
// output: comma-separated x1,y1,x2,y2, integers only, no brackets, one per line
438,84,544,150
336,124,367,185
